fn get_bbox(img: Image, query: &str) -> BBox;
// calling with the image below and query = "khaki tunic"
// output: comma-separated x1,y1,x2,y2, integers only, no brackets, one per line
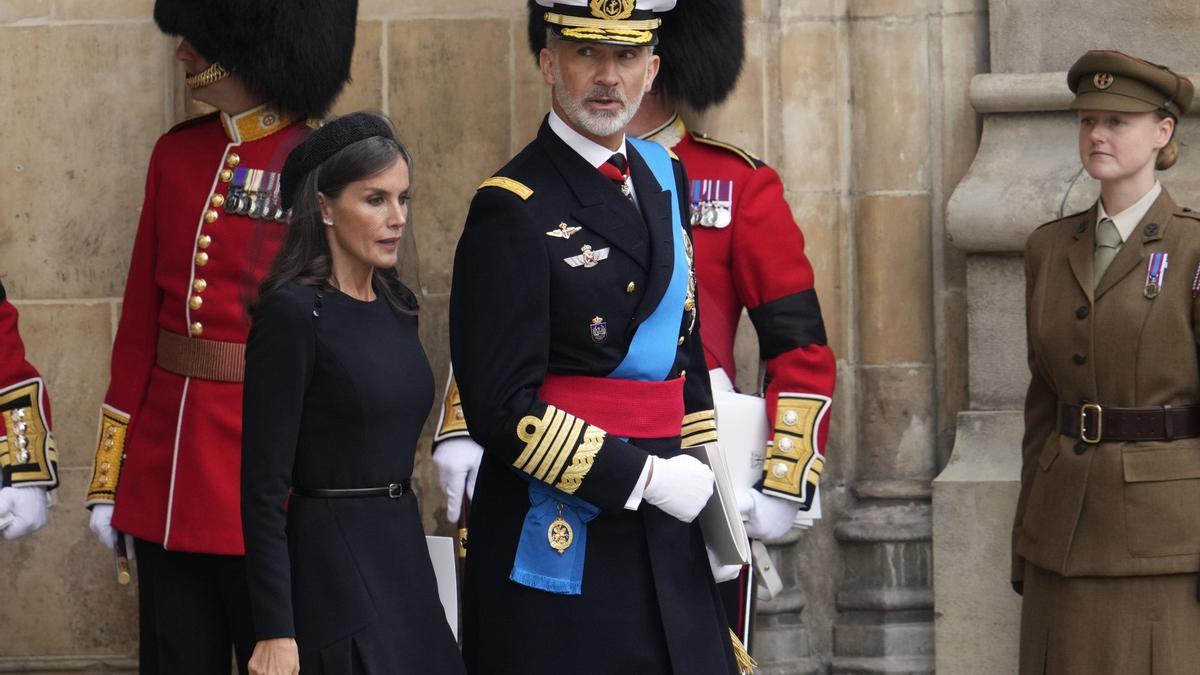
1015,189,1200,673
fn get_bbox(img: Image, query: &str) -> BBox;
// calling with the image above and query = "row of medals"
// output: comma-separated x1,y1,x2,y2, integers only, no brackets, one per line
225,186,288,222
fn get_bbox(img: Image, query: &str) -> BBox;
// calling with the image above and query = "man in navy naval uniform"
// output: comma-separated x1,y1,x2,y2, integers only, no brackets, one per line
449,1,741,673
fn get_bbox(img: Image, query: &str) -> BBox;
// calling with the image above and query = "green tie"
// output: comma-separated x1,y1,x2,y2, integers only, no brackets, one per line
1093,217,1122,289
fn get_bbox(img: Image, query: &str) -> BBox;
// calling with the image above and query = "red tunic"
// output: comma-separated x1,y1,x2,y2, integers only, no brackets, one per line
86,105,309,555
653,117,836,508
0,282,57,489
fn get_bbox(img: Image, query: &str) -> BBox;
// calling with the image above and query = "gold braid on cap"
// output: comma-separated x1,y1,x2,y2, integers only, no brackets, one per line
185,62,231,90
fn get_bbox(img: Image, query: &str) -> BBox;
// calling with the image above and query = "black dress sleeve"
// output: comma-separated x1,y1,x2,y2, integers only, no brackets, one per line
241,286,316,640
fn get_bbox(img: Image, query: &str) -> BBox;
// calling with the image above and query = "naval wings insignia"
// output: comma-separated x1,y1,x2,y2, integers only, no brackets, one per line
547,222,582,239
564,245,610,268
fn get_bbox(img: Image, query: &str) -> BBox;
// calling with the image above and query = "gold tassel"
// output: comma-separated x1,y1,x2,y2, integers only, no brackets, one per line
729,628,758,674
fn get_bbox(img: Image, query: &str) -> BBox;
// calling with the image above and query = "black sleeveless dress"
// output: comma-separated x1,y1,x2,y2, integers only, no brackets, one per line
242,280,464,674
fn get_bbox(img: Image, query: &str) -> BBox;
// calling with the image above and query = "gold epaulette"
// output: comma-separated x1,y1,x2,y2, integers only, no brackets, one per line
514,405,604,495
478,177,534,200
680,409,717,448
0,378,58,488
761,394,831,503
86,405,130,505
434,374,470,442
690,131,763,169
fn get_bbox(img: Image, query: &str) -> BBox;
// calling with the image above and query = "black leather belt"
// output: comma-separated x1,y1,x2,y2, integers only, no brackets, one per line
1057,402,1200,444
291,480,411,499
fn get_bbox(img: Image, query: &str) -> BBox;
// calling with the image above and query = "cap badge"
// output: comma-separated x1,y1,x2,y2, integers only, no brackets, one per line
590,0,635,21
1094,73,1115,90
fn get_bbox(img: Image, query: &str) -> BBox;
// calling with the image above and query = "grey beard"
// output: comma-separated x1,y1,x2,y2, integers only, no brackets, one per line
553,65,645,138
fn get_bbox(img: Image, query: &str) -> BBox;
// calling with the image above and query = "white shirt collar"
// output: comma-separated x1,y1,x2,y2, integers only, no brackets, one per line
548,110,628,170
1098,181,1162,243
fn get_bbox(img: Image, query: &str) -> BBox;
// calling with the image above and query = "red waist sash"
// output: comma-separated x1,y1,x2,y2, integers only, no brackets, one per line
539,374,684,439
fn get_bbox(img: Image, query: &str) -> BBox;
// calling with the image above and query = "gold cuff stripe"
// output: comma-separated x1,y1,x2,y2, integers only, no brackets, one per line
555,426,605,494
682,410,715,425
543,12,661,30
0,379,55,485
681,419,717,437
87,406,131,500
527,409,570,478
681,430,719,448
518,407,607,491
514,406,557,468
543,417,584,483
479,177,534,200
518,407,566,473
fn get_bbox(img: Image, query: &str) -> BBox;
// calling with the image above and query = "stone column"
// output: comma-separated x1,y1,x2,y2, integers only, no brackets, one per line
936,2,1200,673
822,2,986,672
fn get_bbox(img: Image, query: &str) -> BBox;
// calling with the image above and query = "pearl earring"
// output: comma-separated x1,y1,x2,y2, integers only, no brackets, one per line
322,217,334,227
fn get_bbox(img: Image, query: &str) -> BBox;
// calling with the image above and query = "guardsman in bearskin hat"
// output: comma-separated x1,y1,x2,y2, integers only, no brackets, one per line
449,1,747,673
83,2,357,672
434,0,836,657
0,280,57,541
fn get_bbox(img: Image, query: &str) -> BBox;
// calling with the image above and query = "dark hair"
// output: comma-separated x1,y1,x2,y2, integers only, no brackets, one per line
256,125,417,316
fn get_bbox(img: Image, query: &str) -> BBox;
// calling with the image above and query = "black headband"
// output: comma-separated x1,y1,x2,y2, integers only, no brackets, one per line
280,113,396,210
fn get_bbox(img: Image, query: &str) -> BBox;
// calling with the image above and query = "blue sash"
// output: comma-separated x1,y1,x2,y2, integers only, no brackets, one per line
510,139,689,594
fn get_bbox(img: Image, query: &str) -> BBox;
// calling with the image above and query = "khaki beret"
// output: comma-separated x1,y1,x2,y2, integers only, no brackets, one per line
1067,50,1193,118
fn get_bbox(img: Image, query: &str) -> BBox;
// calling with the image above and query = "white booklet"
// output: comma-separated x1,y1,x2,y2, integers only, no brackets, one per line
686,443,751,566
426,535,459,639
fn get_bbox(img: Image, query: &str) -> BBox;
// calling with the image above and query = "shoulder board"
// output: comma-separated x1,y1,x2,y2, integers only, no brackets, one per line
478,177,534,200
689,131,764,169
166,111,219,135
1175,207,1200,222
1034,208,1091,231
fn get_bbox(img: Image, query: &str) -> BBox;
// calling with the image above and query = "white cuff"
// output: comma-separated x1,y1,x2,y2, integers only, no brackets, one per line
624,456,653,510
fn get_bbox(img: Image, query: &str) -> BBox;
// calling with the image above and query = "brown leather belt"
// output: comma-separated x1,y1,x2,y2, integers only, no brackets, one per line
1057,402,1200,443
156,329,245,383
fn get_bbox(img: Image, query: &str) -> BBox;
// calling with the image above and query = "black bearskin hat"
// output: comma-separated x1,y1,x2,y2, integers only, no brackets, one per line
155,0,358,120
526,0,745,112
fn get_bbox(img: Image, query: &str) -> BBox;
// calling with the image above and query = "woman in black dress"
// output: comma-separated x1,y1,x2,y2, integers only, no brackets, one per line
241,113,465,675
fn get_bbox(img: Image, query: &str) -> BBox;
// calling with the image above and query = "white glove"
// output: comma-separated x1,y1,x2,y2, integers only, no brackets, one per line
432,437,483,522
740,489,801,542
706,545,743,583
0,486,49,540
89,503,117,549
642,455,715,523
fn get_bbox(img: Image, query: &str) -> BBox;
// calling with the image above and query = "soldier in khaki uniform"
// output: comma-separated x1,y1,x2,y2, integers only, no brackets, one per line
1013,50,1199,673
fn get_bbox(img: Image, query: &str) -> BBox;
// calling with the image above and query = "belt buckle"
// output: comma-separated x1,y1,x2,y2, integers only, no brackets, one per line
387,482,404,499
1080,403,1103,444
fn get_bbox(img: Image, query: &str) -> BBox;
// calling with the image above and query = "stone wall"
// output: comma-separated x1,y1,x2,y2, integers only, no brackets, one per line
0,1,988,672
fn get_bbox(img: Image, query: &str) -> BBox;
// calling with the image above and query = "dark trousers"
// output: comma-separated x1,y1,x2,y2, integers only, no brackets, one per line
134,538,256,675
